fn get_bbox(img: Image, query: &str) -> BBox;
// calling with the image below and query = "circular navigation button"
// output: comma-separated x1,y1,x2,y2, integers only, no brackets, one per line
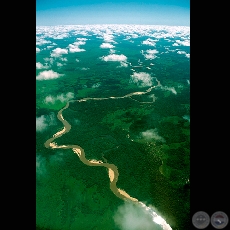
211,211,228,229
192,211,210,229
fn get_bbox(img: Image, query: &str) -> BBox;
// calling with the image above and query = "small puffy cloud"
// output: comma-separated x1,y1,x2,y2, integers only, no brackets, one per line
68,44,85,53
81,67,89,71
177,84,183,89
73,30,89,36
50,48,68,57
114,202,168,230
36,37,51,46
36,47,41,53
146,49,158,54
43,57,54,65
57,62,64,67
56,58,67,67
173,39,190,46
68,41,86,53
177,50,190,58
101,53,128,67
36,70,63,80
118,62,128,68
44,92,74,104
148,94,157,102
36,113,57,132
92,83,101,88
124,35,132,40
44,95,55,104
60,57,68,61
131,33,138,38
177,51,185,54
182,115,190,122
57,92,74,102
36,62,49,69
46,45,55,49
51,33,69,40
101,54,127,62
109,49,116,54
76,38,88,41
103,33,115,43
130,72,153,87
74,41,86,46
100,43,115,49
142,38,156,46
160,86,177,95
141,129,165,143
74,119,81,125
141,49,159,60
36,115,48,132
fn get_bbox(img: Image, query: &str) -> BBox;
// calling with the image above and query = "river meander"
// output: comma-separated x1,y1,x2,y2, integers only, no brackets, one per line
44,83,172,230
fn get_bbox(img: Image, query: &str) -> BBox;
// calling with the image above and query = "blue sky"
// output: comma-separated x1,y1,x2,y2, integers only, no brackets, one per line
36,0,190,26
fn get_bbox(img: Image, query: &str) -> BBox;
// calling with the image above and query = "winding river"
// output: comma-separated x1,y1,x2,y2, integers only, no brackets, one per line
44,80,172,230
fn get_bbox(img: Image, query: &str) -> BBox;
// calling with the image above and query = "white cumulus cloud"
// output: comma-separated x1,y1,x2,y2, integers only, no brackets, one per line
173,39,190,46
43,57,54,65
60,57,68,61
36,115,48,132
68,41,86,53
100,43,115,49
50,48,68,57
109,49,116,54
182,115,190,122
130,72,153,87
114,202,165,230
118,62,128,68
160,86,177,95
141,49,159,60
177,50,190,58
36,113,57,132
92,83,101,88
36,62,49,69
76,38,88,41
141,129,165,143
57,62,64,67
68,45,85,52
36,37,52,46
44,92,74,104
101,54,127,62
36,70,63,80
103,33,115,43
142,38,156,46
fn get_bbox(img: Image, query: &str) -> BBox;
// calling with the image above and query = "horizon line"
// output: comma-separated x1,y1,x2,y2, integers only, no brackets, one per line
36,23,190,27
